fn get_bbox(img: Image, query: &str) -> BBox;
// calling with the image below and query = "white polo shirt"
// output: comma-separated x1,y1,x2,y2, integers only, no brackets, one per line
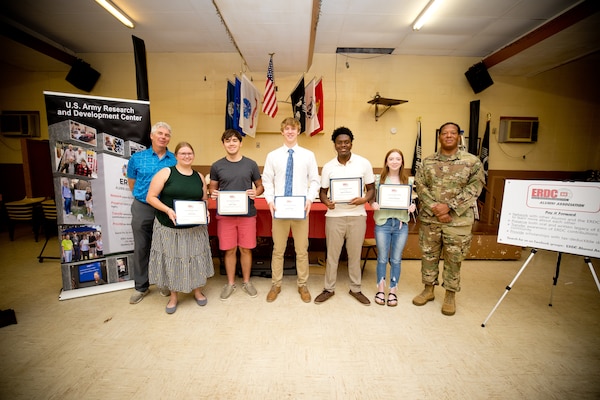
321,153,375,217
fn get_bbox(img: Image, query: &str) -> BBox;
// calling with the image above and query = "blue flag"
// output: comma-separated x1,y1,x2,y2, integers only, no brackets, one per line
226,80,235,130
233,77,243,135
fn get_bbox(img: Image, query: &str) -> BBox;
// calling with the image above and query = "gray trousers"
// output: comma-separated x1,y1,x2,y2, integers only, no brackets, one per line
131,199,156,292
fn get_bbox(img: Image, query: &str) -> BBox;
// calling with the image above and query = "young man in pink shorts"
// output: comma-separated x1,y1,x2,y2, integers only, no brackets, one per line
209,129,264,300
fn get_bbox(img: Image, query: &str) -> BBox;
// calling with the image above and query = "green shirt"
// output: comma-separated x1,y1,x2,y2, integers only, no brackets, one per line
156,166,205,228
373,176,410,226
61,239,74,251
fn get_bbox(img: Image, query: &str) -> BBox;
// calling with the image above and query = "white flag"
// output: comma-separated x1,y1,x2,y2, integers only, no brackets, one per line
239,74,260,137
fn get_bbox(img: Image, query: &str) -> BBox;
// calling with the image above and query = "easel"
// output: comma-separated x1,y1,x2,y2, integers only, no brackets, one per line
481,248,600,327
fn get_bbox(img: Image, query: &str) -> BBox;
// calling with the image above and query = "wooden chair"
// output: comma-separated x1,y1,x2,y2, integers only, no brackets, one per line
4,198,43,242
38,199,60,262
361,238,377,275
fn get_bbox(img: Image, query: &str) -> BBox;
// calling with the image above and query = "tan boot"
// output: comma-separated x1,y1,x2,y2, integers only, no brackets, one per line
412,284,435,306
441,290,456,316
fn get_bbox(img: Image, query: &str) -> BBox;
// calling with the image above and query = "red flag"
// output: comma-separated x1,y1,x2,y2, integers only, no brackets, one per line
311,78,324,136
262,55,278,118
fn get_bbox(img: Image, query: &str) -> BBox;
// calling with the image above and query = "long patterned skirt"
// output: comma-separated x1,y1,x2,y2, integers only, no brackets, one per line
149,219,214,293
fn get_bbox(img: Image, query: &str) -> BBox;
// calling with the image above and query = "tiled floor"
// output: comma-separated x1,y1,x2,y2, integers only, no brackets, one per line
1,226,599,399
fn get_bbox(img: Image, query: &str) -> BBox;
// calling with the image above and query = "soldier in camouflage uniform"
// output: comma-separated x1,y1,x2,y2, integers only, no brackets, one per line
412,122,484,316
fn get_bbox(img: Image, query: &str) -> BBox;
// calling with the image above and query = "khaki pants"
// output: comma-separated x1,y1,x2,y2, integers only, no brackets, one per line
271,217,309,287
324,216,366,292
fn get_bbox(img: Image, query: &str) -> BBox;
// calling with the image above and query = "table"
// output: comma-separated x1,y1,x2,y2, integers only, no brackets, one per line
207,197,375,239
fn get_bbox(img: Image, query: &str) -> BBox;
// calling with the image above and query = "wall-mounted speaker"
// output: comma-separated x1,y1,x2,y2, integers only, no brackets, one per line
465,62,493,94
65,59,100,92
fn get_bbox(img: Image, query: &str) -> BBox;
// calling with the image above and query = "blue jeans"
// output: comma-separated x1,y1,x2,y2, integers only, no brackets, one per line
64,197,72,214
375,218,409,289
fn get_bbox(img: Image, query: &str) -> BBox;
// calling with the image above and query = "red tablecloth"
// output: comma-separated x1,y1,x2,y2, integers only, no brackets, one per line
208,197,374,238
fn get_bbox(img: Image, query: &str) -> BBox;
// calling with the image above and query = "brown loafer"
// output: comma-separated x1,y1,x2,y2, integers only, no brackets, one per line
314,290,335,304
266,285,281,303
298,285,311,303
349,290,371,306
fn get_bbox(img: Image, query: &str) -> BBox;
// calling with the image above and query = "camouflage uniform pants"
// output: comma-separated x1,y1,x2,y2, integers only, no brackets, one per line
419,223,472,292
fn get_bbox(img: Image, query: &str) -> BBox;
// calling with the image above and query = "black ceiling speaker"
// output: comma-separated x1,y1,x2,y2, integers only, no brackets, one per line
465,62,493,94
66,59,100,92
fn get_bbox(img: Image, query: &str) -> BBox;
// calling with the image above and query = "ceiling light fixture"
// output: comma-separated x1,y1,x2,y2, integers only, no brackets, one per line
336,47,394,54
412,0,442,31
95,0,135,29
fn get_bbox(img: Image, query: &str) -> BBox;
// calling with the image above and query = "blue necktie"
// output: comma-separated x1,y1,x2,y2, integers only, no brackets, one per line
284,149,294,196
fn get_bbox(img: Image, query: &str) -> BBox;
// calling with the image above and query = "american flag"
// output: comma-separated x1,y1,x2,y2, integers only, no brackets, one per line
262,55,278,118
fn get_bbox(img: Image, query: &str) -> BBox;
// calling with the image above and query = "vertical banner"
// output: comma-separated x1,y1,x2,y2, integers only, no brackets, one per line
132,35,150,102
468,100,480,155
43,91,150,300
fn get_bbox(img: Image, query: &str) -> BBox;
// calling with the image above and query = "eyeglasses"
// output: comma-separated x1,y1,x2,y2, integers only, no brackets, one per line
177,152,194,156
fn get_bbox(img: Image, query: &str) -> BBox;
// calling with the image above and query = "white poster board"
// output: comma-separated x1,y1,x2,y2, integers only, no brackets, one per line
498,180,600,258
94,153,134,253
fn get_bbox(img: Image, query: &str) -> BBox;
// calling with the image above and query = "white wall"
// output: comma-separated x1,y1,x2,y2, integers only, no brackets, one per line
1,51,599,171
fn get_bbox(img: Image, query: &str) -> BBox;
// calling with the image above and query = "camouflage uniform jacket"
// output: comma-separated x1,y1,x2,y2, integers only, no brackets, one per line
415,149,484,226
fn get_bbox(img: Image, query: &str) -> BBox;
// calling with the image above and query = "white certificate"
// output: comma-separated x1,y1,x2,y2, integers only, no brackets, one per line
330,177,363,203
173,200,207,225
274,196,306,219
217,191,248,215
378,184,412,209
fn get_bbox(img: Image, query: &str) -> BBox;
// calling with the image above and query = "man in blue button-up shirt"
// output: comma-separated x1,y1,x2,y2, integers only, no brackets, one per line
127,122,177,304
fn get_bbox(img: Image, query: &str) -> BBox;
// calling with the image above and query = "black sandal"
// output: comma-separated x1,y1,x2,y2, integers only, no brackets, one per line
374,291,385,305
387,293,398,307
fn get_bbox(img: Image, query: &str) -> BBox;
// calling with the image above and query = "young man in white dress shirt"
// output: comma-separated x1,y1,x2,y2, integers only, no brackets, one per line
262,117,320,303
